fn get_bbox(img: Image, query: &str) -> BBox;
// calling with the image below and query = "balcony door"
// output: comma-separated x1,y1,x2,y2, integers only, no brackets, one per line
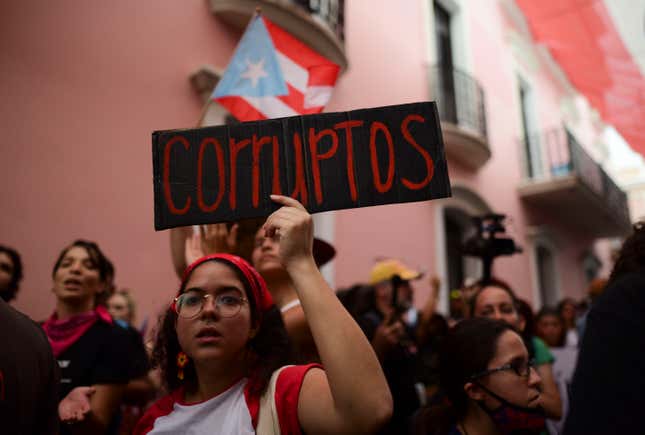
444,207,480,316
518,78,542,179
434,1,457,123
435,186,491,315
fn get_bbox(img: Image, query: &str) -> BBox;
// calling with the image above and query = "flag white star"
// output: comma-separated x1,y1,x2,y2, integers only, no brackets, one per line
240,58,268,88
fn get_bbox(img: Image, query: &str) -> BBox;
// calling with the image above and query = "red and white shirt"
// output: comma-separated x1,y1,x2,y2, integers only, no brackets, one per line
134,364,319,435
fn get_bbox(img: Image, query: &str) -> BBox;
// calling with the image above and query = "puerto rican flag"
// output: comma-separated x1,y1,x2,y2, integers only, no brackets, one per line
211,14,340,121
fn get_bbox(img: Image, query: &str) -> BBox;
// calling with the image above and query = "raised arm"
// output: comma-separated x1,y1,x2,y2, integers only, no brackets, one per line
263,195,392,434
171,224,240,279
170,227,191,278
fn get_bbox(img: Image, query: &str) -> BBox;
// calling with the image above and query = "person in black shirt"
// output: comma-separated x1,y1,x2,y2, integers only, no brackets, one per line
359,259,424,434
42,240,132,435
564,222,645,434
0,297,59,435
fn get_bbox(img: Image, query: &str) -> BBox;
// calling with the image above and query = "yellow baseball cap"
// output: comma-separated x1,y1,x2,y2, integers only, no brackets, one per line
369,259,422,285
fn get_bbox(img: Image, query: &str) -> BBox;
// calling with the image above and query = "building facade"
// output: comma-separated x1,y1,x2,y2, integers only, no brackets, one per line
1,0,631,323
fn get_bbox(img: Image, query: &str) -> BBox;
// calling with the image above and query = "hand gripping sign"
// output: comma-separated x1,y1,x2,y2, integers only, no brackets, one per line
152,102,451,230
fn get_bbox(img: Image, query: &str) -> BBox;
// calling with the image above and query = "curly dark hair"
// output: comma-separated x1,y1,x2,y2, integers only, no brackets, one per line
0,245,23,302
609,221,645,283
151,258,294,395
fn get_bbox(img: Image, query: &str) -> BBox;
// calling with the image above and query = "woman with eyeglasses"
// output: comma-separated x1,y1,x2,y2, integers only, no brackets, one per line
413,318,543,435
469,279,562,423
42,240,133,434
134,195,392,434
177,216,335,363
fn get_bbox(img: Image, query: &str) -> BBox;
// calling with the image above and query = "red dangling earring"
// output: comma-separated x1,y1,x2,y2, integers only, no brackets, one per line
176,351,189,380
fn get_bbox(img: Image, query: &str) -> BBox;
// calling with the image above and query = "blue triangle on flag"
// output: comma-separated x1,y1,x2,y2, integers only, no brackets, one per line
212,16,288,98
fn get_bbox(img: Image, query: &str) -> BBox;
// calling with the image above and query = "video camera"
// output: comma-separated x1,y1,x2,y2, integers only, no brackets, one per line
389,275,410,322
462,213,522,283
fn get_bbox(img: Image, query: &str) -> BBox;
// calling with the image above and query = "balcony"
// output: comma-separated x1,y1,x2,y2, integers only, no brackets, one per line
429,65,490,170
517,128,631,237
209,0,347,70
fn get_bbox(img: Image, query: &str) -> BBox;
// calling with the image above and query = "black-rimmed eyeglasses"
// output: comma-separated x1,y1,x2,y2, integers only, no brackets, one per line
470,359,535,380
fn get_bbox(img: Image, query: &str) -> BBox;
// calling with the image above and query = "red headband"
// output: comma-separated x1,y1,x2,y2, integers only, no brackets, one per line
172,254,274,323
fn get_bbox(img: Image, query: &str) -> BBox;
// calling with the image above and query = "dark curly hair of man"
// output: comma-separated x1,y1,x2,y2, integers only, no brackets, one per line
609,221,645,283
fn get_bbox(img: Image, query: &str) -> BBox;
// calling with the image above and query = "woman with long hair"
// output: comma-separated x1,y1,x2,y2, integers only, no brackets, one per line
135,195,392,434
413,318,543,435
42,240,133,434
248,223,334,362
469,279,562,422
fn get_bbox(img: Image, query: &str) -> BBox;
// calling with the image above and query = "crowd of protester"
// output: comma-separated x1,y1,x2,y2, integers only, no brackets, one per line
1,209,644,434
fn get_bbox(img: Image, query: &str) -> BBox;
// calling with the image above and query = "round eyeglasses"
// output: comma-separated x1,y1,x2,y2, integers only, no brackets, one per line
174,291,248,319
470,358,535,380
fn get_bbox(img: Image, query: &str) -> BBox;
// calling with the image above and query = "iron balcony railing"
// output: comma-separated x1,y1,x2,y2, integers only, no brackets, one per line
430,64,488,140
292,0,345,42
519,127,630,226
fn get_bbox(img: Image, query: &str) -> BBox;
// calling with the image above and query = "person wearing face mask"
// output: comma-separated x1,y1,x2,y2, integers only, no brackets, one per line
413,317,544,435
469,279,562,424
135,195,392,435
42,240,133,434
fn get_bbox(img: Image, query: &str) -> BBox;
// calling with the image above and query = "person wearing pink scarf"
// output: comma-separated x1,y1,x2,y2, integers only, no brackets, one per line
42,240,132,435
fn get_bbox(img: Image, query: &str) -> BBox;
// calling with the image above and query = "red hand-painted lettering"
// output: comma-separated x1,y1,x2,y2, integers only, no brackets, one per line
309,127,339,205
197,138,226,212
229,137,251,210
163,135,192,215
334,120,364,202
401,114,434,190
290,133,308,206
369,122,395,193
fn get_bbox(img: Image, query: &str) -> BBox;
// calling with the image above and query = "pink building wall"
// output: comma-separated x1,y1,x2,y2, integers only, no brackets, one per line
1,1,240,322
1,0,606,324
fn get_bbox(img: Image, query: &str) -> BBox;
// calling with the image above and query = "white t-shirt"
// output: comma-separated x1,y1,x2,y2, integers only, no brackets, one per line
565,328,579,348
135,364,319,435
148,379,253,434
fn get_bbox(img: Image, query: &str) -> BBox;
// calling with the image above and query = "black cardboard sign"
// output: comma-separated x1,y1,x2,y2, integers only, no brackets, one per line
152,102,451,230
